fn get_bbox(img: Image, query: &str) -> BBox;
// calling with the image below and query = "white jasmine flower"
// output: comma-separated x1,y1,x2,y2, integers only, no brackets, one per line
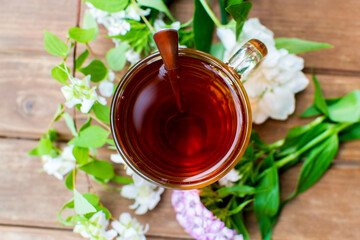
121,173,164,215
125,4,151,21
74,211,117,240
154,14,181,32
126,49,141,65
61,76,106,113
99,70,115,98
41,145,75,180
217,18,309,124
86,3,150,37
111,154,164,214
111,153,134,176
218,169,242,187
111,212,148,240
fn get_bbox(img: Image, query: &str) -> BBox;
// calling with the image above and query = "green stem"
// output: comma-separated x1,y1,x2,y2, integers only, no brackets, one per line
199,0,223,27
131,0,155,33
275,122,353,168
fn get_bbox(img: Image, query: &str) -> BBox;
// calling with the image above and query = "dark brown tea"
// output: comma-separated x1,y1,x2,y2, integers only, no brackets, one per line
112,53,249,187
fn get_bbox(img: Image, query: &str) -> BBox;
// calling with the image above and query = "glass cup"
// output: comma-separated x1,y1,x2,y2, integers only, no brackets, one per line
110,39,267,189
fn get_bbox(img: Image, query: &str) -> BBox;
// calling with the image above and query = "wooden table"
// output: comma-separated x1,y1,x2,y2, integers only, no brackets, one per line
1,0,360,239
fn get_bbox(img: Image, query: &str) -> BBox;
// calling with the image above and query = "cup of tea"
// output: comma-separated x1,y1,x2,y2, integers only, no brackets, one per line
110,39,267,189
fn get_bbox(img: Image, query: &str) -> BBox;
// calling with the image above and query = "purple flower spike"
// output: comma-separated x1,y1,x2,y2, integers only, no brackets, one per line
172,190,244,240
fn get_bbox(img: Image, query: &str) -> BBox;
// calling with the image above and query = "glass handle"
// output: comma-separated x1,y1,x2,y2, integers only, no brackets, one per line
226,39,268,81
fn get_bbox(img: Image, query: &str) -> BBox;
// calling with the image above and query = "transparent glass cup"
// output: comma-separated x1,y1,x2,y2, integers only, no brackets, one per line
110,40,267,189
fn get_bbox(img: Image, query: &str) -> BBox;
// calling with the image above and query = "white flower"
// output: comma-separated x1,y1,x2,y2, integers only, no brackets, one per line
124,4,151,21
111,153,164,214
217,18,309,124
86,3,150,37
74,211,117,240
111,213,148,240
111,153,134,176
126,49,141,65
218,169,242,187
61,76,106,113
41,145,76,180
154,14,181,32
121,174,164,215
99,70,115,98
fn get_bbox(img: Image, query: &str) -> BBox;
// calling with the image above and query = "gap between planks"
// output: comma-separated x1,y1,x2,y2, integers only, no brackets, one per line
0,224,191,240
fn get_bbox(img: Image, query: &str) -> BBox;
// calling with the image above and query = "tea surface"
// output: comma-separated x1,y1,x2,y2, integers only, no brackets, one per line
115,56,245,182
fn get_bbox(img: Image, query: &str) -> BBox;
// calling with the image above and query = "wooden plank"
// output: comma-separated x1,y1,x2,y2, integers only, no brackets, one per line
249,0,360,73
0,225,187,240
246,165,360,239
172,0,360,73
1,137,360,239
1,50,360,160
2,0,360,73
0,226,81,240
0,138,192,239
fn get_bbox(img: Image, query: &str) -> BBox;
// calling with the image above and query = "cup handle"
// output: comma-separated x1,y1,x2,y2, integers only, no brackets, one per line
226,39,268,80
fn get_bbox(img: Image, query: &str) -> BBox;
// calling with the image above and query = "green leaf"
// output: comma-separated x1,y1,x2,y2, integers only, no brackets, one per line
73,146,89,165
73,189,97,215
83,0,129,13
96,206,112,219
210,42,225,60
69,125,109,148
254,157,279,217
57,199,76,226
230,201,250,240
79,60,108,82
193,0,215,53
68,27,96,43
217,0,228,24
301,98,341,118
296,134,338,194
79,159,115,180
43,30,68,57
138,0,175,21
225,2,252,40
79,117,92,132
339,123,360,141
278,120,331,158
328,90,360,123
51,64,70,84
83,10,98,41
227,199,253,215
63,112,78,136
217,184,256,198
28,133,53,156
83,193,100,207
312,74,329,116
111,21,152,54
76,49,89,69
275,38,333,54
250,130,270,150
106,43,129,71
301,105,321,118
112,175,134,184
254,154,279,240
53,104,65,122
92,102,110,124
65,169,77,190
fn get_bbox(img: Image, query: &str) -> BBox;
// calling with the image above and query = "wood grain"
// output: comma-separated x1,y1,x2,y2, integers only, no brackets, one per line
2,0,360,73
1,51,360,162
247,165,360,240
0,138,192,239
0,225,185,240
1,137,360,239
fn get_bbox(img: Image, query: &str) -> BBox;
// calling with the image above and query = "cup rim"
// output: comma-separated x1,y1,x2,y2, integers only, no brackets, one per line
110,48,252,189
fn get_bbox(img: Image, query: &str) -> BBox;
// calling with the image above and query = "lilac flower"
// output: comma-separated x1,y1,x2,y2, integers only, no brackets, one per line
172,190,243,240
